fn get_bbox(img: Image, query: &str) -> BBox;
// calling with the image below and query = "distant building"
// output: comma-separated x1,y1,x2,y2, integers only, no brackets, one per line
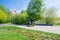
10,10,17,14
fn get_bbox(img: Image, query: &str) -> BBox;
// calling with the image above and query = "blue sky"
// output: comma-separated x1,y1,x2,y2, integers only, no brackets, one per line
0,0,30,12
0,0,60,17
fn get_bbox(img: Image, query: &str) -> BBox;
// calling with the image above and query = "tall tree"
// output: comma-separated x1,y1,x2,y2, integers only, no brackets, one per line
27,0,44,21
27,0,44,25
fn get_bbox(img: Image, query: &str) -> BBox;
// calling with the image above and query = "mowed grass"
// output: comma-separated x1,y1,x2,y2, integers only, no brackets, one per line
0,26,60,40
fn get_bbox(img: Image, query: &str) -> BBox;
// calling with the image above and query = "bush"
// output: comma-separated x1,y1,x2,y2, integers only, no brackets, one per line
0,10,8,23
11,13,28,24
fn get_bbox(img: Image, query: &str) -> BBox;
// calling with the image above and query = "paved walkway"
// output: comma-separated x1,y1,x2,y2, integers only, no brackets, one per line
18,25,60,34
0,24,60,34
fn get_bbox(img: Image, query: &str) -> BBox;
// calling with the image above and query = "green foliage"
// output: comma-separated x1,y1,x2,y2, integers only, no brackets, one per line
0,10,8,23
0,4,10,23
0,4,9,15
43,7,57,24
27,0,43,21
11,10,28,24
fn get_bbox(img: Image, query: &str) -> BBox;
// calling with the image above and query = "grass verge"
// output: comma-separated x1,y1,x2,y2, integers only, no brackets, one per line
0,26,60,40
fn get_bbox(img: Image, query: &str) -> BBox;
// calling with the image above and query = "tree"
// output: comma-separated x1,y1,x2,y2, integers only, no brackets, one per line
0,4,10,23
11,10,28,24
21,10,28,18
27,0,44,25
0,4,9,15
20,10,28,24
43,7,57,24
0,10,8,23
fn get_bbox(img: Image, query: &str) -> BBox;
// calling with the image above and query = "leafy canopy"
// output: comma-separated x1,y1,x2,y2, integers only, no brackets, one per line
27,0,43,21
0,10,8,23
43,7,57,24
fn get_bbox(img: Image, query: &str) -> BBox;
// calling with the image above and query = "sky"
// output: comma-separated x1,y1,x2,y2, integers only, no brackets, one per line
0,0,60,17
44,0,60,17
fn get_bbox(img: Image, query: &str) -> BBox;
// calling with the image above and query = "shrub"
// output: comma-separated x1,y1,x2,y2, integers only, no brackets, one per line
0,10,8,23
11,13,28,24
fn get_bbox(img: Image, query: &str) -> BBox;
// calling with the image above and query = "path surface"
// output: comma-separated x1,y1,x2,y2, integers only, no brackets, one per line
0,24,60,34
18,25,60,34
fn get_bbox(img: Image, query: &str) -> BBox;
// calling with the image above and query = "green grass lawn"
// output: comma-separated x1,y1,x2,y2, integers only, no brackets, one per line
0,26,60,40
